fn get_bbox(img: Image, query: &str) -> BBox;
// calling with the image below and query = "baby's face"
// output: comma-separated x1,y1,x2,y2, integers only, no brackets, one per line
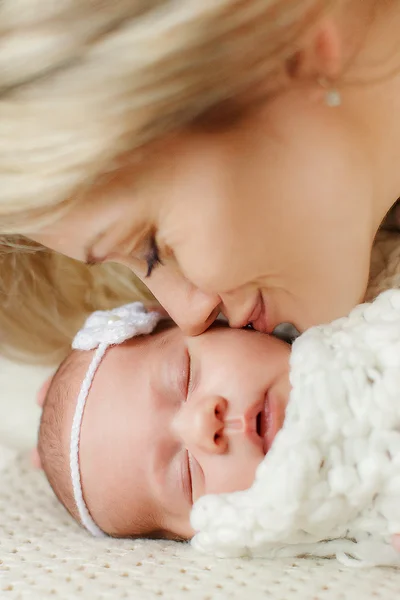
75,325,291,539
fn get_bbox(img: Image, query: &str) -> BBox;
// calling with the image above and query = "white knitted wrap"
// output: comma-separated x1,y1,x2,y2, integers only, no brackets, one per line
191,288,400,567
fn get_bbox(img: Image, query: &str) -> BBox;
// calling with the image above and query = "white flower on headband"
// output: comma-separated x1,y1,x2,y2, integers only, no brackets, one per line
72,302,162,351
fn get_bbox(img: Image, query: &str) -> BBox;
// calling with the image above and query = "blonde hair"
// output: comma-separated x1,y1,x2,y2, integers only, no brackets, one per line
0,0,333,362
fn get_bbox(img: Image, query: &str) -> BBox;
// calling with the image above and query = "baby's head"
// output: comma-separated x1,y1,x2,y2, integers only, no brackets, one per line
38,306,291,541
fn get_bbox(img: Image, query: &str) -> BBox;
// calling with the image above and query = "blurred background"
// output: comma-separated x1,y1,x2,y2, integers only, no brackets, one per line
0,358,51,451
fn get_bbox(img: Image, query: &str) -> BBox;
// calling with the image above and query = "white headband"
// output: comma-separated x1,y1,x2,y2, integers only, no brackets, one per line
70,302,162,537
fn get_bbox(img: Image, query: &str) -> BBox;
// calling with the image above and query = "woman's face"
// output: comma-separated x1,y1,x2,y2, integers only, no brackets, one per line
30,87,376,335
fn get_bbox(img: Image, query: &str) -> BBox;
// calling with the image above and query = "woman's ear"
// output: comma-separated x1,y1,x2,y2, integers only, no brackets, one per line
36,374,54,408
286,19,342,82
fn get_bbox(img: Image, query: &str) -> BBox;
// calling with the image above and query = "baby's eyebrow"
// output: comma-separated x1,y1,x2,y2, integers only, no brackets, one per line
141,329,193,530
152,333,186,406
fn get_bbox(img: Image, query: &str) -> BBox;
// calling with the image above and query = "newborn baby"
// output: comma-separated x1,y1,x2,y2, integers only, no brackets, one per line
38,304,291,540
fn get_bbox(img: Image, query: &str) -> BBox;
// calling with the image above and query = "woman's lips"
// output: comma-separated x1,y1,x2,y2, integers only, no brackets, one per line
247,293,270,334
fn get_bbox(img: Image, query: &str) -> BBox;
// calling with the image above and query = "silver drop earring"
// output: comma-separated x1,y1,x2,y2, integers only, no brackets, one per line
325,87,342,107
318,78,342,108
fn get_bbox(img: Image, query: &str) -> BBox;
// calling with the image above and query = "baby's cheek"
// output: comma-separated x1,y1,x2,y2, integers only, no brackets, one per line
204,455,262,496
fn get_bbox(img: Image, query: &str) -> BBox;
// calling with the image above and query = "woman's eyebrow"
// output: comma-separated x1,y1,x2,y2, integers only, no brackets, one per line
84,231,108,265
84,222,145,265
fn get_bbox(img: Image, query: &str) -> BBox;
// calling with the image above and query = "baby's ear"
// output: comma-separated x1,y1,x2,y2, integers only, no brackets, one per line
36,375,53,408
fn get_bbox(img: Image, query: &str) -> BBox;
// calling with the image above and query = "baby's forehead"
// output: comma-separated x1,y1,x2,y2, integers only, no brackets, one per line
49,322,183,444
67,321,179,381
87,323,182,396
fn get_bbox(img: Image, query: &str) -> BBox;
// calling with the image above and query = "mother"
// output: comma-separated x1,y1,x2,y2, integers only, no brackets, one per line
0,0,399,361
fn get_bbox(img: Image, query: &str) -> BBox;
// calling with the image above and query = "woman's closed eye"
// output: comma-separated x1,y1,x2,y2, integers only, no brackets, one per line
144,234,163,278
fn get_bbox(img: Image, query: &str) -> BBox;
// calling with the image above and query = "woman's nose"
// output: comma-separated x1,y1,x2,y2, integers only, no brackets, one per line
172,289,221,336
127,260,221,336
174,396,229,454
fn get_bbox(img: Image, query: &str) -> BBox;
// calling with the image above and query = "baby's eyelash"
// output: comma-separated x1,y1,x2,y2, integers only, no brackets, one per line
179,449,193,505
186,451,194,504
144,235,163,278
182,349,193,503
184,348,192,399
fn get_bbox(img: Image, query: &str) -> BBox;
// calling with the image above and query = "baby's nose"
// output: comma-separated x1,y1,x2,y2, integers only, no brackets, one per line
174,396,232,454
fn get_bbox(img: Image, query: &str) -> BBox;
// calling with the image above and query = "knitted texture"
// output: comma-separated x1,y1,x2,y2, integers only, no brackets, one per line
191,288,400,567
72,302,162,351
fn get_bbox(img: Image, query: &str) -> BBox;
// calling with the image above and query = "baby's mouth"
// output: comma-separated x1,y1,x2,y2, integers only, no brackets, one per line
226,389,286,453
256,411,263,437
256,394,273,455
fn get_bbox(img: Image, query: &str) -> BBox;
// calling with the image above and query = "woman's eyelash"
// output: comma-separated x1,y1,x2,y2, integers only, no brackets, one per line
144,235,162,278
